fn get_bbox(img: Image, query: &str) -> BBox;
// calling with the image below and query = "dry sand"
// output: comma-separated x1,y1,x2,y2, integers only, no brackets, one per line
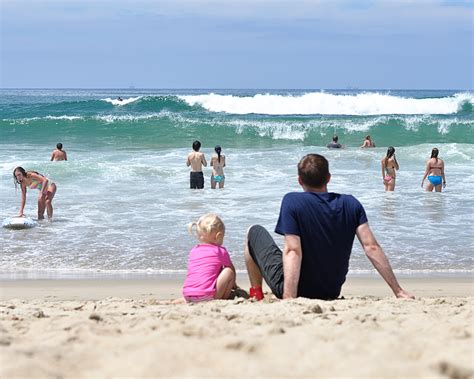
0,275,473,378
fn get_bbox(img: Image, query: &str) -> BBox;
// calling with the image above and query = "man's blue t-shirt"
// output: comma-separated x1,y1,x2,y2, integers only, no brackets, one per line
275,192,368,299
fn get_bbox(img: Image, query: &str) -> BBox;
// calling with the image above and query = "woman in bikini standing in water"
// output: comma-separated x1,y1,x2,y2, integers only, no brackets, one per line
421,147,446,192
210,145,226,189
13,167,57,220
381,146,399,191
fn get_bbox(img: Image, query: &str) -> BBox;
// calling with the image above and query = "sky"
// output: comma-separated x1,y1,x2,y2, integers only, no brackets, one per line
1,0,473,89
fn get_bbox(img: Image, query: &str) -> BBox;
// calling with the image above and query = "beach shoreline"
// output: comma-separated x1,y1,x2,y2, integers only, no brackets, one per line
1,274,473,301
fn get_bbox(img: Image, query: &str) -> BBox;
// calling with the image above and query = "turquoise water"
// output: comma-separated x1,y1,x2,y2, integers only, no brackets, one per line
0,89,473,278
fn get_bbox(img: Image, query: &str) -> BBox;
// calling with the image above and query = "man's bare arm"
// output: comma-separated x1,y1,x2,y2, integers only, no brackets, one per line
356,223,414,299
282,234,302,299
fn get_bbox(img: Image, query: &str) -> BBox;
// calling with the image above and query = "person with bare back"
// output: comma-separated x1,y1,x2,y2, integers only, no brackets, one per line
51,143,67,161
186,140,207,189
421,148,446,192
210,145,226,189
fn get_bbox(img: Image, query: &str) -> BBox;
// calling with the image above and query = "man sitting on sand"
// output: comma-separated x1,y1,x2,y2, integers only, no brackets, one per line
244,153,413,301
186,140,207,189
50,143,67,161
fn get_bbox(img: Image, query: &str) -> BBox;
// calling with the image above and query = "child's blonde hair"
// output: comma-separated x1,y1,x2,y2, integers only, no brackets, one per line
188,213,225,238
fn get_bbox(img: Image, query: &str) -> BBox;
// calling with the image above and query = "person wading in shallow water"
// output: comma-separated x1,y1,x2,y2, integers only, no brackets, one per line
13,167,57,220
327,135,342,149
210,145,226,189
421,147,446,192
50,143,67,161
381,146,399,191
360,135,375,148
186,140,207,189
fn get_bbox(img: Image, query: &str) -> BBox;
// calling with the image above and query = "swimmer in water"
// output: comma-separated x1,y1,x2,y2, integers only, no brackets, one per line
327,135,342,149
50,143,67,161
360,135,375,148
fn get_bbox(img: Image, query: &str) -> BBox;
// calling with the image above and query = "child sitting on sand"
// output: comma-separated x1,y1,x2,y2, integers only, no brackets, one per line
182,213,237,302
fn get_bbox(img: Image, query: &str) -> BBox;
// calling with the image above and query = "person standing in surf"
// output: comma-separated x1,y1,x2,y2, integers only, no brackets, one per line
360,135,375,148
421,148,446,192
13,167,57,220
186,140,207,189
50,143,68,161
381,147,399,191
210,145,226,189
327,135,342,149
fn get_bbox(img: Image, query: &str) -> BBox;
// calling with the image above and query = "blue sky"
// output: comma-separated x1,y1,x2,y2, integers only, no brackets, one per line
1,0,472,89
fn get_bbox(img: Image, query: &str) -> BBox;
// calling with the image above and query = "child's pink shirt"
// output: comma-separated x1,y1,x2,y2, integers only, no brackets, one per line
182,244,232,298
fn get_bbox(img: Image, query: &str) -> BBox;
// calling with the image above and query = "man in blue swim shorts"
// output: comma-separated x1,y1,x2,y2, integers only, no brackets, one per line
244,153,414,301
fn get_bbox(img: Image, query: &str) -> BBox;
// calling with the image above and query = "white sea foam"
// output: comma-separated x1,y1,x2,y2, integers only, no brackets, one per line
102,96,142,106
94,113,164,123
2,115,84,124
179,92,474,116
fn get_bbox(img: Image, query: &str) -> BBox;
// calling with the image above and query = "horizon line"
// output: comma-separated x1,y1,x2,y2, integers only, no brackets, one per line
0,87,471,91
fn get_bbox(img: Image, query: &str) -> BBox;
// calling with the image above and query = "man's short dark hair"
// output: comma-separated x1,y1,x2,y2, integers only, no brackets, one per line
56,143,63,150
298,154,330,188
192,140,201,151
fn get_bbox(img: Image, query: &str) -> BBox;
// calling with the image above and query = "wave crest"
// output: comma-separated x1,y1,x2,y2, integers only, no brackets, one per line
179,92,474,116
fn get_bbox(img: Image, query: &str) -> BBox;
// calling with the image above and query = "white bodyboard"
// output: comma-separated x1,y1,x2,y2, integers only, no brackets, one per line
2,217,37,229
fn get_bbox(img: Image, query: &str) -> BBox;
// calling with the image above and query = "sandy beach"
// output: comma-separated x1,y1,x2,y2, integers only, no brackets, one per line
1,275,472,378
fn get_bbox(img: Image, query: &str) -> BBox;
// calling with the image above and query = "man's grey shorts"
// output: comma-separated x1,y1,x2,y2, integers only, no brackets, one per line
247,225,284,299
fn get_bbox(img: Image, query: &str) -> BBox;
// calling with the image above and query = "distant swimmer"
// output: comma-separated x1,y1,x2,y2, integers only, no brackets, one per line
117,97,123,102
50,143,67,161
327,135,342,149
186,140,207,189
421,147,446,192
381,146,399,191
360,135,375,148
210,145,226,189
13,167,57,220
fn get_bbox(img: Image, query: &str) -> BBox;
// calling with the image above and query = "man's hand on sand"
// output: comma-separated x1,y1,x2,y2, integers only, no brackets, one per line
396,289,415,299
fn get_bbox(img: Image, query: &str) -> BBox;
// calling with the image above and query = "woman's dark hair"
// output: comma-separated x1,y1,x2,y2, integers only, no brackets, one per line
431,147,439,162
215,145,222,163
298,154,330,188
13,166,28,190
385,146,395,167
56,143,63,150
12,167,42,189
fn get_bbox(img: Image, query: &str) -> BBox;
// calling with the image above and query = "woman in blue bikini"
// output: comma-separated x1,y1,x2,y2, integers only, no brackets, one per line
421,148,446,192
210,145,226,189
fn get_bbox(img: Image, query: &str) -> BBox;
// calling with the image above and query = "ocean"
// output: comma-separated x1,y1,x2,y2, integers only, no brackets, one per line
0,89,473,279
